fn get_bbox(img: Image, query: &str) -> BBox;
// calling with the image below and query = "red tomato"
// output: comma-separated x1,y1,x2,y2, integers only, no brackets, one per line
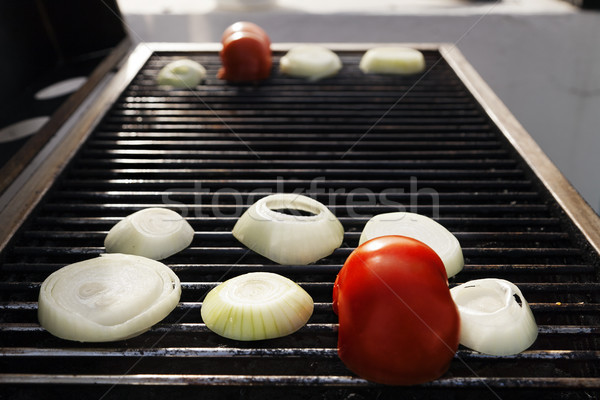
332,235,460,385
218,22,272,82
221,21,271,47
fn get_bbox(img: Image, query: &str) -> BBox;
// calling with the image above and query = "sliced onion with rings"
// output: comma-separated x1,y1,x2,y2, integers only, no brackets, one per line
359,47,425,75
105,208,194,260
232,194,344,265
201,272,314,341
280,45,342,81
38,253,181,342
359,212,464,278
157,59,206,88
450,278,538,355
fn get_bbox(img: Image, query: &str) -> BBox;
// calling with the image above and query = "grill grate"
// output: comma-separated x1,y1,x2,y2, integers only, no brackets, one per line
0,48,599,399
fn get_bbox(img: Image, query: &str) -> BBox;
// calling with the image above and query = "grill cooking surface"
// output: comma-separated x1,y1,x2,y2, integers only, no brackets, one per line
1,48,599,399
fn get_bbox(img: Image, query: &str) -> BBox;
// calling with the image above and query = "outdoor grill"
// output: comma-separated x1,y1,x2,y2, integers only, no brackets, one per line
0,43,599,400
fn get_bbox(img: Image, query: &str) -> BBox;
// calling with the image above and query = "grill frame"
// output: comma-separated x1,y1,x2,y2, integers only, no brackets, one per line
0,43,599,399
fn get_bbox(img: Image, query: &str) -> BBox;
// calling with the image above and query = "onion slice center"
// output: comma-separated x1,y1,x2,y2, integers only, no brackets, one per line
157,59,206,88
201,272,314,341
104,207,194,260
38,253,181,342
359,47,425,75
232,194,344,265
450,278,538,355
280,45,342,81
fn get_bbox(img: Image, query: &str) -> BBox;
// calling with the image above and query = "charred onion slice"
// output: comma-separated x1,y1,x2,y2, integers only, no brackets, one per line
450,278,538,355
280,45,342,80
201,272,314,341
38,254,181,342
232,194,344,265
157,59,206,88
105,208,194,260
359,212,463,278
359,47,425,75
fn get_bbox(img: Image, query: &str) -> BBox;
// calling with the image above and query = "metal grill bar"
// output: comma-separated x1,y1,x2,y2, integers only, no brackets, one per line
2,322,600,336
3,374,600,390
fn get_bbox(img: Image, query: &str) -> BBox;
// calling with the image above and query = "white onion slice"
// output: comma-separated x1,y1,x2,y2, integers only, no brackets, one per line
105,208,194,260
38,253,181,342
232,194,344,265
156,59,206,88
201,272,314,341
450,278,538,355
359,47,425,75
359,212,464,278
280,45,342,81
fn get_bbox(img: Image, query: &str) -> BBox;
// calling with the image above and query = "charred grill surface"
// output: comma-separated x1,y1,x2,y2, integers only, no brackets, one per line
0,49,598,399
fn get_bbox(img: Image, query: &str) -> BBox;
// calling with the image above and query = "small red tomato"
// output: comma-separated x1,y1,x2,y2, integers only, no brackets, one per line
218,22,272,82
221,21,271,47
333,235,460,385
